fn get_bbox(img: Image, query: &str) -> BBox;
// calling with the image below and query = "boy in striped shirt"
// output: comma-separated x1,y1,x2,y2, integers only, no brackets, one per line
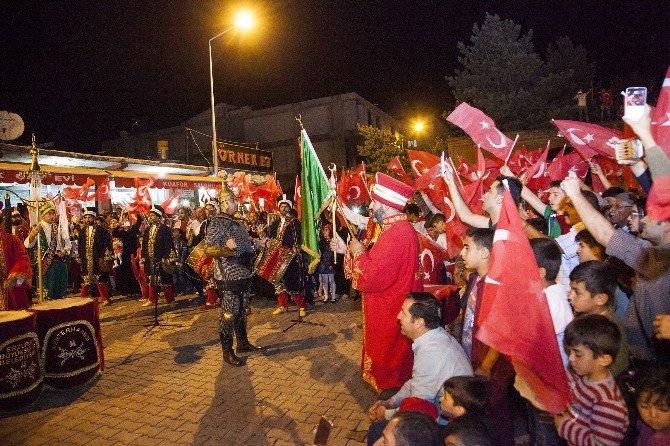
554,314,629,446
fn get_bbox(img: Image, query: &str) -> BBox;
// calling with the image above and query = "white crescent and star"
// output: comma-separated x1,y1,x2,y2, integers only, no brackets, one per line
411,160,427,176
443,196,456,223
420,248,435,277
485,129,507,149
349,186,361,199
566,128,595,146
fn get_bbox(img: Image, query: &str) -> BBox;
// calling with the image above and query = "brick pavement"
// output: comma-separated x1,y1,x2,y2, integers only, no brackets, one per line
0,295,378,445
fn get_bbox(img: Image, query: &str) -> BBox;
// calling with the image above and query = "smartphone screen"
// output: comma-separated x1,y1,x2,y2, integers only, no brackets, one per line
624,87,647,121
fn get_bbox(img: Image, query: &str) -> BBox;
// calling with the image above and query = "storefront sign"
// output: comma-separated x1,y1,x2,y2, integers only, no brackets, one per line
217,143,272,173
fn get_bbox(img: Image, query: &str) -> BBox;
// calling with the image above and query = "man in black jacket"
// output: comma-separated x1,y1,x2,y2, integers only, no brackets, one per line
79,207,114,306
141,205,177,307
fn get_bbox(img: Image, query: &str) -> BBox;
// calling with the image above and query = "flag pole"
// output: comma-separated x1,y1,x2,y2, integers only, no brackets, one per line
504,134,520,165
328,163,337,265
447,157,464,188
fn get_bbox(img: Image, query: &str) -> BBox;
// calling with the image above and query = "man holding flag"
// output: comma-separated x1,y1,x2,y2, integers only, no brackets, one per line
332,173,422,393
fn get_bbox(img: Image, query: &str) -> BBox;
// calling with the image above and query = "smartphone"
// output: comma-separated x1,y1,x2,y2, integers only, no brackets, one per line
615,139,644,161
624,87,647,121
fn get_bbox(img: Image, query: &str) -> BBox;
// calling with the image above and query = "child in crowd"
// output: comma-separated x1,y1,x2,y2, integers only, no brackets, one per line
516,238,573,446
439,376,489,422
635,367,670,446
316,224,336,302
554,314,629,446
443,415,494,446
568,260,630,377
459,228,515,446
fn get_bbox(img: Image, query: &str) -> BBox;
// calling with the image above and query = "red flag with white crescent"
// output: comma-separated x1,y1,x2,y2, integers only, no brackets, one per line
651,65,670,157
552,120,621,159
95,177,111,201
416,230,447,285
294,175,302,220
446,103,514,160
387,156,414,186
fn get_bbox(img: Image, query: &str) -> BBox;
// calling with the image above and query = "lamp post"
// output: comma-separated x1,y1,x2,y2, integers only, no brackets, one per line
209,10,255,176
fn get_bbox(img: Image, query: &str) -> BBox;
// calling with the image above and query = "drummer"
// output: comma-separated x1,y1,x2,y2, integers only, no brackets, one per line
268,196,307,317
25,198,70,300
78,207,114,306
0,223,32,310
141,205,177,307
196,199,220,310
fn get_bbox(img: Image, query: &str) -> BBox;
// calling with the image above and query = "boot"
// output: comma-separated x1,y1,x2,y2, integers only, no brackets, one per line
220,333,244,367
80,285,89,299
97,283,111,306
234,316,263,353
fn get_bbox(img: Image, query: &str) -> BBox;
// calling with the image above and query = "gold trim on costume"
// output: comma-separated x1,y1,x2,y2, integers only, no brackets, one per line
0,234,7,311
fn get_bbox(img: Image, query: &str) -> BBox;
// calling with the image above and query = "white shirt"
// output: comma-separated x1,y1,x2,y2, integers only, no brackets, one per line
556,227,580,293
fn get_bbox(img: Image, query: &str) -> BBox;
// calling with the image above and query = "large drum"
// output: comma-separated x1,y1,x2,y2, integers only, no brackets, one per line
185,240,214,280
253,239,295,284
0,310,43,411
31,297,104,389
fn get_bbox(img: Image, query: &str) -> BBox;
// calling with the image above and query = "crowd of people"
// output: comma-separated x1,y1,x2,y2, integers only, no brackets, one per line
1,100,668,446
327,106,669,446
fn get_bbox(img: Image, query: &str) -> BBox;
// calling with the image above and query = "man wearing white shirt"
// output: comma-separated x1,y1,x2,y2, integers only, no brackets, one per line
367,292,473,445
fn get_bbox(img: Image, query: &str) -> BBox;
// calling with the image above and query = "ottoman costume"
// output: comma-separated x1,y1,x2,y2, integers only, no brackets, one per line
268,195,306,316
79,208,114,304
24,198,70,300
141,205,177,306
345,173,423,392
0,228,33,310
205,183,261,366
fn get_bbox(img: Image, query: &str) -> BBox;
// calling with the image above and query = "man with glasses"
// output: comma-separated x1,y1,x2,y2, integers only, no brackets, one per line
606,192,634,230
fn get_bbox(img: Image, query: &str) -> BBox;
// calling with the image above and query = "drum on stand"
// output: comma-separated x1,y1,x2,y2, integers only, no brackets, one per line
253,239,295,284
0,310,43,411
31,297,104,389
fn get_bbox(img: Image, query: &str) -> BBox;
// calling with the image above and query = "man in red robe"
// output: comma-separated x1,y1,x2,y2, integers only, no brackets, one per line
334,173,423,392
0,227,33,310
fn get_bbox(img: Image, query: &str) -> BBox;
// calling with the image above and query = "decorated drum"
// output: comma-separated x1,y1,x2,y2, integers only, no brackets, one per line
185,240,214,280
31,297,103,389
0,310,43,411
253,239,295,284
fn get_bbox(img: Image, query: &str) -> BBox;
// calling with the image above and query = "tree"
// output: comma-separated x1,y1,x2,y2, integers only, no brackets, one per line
447,13,546,130
447,14,597,129
355,124,403,173
356,125,450,174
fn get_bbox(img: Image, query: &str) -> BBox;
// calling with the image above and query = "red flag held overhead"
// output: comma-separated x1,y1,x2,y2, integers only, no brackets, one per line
446,103,514,160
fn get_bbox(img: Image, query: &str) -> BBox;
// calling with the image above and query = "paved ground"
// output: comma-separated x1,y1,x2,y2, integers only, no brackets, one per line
0,294,377,445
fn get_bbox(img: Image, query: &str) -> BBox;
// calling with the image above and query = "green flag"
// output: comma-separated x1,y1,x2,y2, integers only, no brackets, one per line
300,129,333,274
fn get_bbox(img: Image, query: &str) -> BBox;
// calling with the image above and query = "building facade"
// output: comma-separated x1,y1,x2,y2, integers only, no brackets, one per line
102,93,398,190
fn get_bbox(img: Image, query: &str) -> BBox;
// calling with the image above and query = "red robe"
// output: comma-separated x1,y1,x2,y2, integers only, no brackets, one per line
351,214,423,392
0,229,33,310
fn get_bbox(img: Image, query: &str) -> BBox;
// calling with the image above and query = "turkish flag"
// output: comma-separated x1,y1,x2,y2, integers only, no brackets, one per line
387,156,414,186
350,163,371,206
229,172,251,204
591,156,621,195
446,103,514,160
552,120,621,159
651,65,670,157
95,177,111,201
476,188,570,415
546,151,589,181
161,190,182,215
507,145,531,176
250,176,281,210
407,150,440,178
522,144,550,184
294,175,302,220
126,177,154,216
417,230,447,285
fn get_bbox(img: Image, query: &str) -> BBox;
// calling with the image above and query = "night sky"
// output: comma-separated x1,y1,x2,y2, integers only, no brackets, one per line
3,1,668,153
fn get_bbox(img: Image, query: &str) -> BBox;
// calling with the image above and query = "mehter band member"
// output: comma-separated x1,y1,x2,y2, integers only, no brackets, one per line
205,182,261,366
79,207,114,306
141,205,177,307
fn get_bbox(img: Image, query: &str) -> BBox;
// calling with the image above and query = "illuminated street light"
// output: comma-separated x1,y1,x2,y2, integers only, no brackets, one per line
413,121,425,133
209,9,256,176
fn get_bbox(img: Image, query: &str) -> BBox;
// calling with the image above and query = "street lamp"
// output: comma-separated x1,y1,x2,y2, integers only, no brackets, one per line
209,10,255,176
